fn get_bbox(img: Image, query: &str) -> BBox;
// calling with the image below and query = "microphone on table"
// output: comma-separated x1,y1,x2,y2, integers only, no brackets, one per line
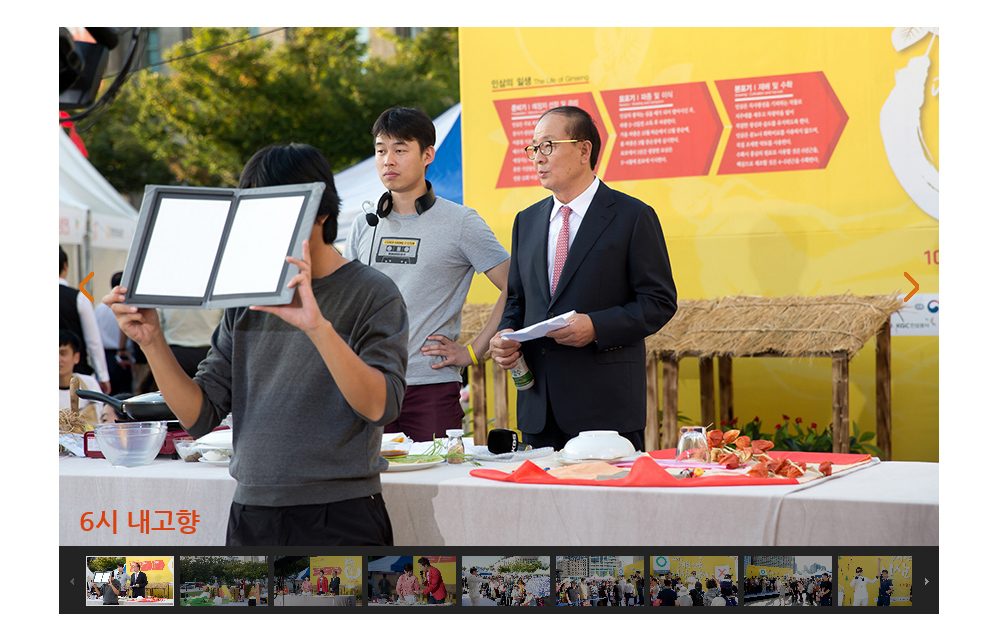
488,428,531,454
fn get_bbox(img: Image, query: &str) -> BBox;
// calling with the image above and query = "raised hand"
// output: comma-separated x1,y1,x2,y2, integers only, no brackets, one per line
251,239,328,335
104,286,162,348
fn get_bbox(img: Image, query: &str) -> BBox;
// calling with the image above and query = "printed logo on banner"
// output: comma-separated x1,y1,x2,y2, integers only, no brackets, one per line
376,238,420,265
890,292,939,336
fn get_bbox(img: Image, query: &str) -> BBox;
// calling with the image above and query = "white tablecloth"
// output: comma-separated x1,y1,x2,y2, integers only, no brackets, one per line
59,455,938,546
275,594,355,606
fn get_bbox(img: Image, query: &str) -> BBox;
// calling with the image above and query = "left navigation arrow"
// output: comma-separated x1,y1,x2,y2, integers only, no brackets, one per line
79,272,95,302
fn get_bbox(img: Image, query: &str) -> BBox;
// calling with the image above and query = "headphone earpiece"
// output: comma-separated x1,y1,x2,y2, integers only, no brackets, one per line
365,180,436,227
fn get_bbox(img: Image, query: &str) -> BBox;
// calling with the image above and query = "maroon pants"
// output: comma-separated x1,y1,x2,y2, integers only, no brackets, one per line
383,381,464,442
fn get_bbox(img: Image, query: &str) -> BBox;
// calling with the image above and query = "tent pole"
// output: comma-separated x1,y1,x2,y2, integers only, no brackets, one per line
83,209,93,297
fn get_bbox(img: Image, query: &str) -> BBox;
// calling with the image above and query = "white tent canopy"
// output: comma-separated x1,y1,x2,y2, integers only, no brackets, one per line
59,129,139,299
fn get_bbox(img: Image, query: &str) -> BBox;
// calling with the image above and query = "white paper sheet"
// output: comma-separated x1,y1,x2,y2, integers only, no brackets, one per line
500,310,576,342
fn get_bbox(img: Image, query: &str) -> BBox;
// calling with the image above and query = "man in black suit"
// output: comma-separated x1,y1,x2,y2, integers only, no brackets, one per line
491,106,676,451
130,562,148,598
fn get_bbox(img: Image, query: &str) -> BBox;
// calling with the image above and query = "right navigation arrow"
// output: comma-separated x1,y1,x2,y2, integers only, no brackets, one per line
925,578,929,585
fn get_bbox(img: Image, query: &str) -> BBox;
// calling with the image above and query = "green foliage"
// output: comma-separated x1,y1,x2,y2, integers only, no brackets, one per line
85,27,460,194
722,415,884,458
178,556,267,585
496,559,548,574
88,556,126,573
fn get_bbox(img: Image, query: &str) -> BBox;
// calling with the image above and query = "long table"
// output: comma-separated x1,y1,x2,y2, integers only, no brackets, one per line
59,455,938,546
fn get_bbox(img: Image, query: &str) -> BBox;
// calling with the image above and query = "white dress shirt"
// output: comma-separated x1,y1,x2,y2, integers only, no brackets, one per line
547,175,600,291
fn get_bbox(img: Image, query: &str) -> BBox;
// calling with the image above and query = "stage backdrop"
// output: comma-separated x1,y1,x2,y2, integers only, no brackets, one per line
657,556,738,583
458,27,939,462
838,555,912,606
310,556,363,590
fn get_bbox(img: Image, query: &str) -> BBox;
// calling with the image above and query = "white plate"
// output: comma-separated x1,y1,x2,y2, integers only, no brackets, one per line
553,451,643,465
383,459,446,472
197,457,230,466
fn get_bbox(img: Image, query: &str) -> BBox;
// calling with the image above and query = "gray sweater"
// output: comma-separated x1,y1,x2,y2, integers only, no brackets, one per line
189,261,408,507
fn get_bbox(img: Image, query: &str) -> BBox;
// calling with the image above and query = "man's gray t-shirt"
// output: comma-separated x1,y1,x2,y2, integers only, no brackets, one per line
345,197,508,386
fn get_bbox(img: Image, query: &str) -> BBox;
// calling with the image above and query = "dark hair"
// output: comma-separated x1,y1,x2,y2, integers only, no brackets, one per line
59,329,82,354
60,246,68,272
695,581,703,591
111,271,123,288
404,562,413,572
540,106,602,170
418,557,430,567
238,143,340,245
372,107,436,154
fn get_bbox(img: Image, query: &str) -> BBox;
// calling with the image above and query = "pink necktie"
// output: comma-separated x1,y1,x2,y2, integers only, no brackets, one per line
551,205,572,296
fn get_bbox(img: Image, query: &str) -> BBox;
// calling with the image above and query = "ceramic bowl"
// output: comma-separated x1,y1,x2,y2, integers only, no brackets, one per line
562,430,636,460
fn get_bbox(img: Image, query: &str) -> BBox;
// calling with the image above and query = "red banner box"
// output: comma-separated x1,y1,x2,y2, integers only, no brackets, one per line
494,93,607,189
716,71,848,175
601,82,722,181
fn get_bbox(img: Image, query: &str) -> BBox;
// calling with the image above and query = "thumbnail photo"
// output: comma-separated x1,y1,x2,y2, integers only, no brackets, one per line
369,555,457,606
555,555,645,606
274,555,362,606
462,555,550,606
651,555,737,606
743,555,832,607
838,556,912,606
177,555,267,606
85,556,174,606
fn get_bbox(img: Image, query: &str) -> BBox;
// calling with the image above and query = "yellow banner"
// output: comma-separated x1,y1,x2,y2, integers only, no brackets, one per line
125,555,172,596
838,555,912,606
415,555,457,586
459,27,939,461
655,555,737,583
749,565,793,580
310,556,363,588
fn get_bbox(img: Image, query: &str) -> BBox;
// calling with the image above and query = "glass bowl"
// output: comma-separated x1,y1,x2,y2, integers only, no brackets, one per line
93,421,168,467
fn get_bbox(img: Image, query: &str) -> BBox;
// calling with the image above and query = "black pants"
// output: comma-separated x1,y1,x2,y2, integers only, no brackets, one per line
226,494,393,546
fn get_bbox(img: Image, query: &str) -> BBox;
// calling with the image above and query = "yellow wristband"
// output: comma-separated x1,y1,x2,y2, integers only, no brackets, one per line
468,345,479,366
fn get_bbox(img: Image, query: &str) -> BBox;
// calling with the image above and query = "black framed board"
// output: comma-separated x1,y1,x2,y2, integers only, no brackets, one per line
121,182,324,309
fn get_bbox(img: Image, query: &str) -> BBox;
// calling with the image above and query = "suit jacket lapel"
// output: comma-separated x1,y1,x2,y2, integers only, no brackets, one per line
549,182,616,307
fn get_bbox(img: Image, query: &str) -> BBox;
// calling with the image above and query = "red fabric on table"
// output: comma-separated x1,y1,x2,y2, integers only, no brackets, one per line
648,448,868,466
468,450,870,487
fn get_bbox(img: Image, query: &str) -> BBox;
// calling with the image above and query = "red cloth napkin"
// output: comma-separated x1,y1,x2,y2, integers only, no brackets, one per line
469,450,870,487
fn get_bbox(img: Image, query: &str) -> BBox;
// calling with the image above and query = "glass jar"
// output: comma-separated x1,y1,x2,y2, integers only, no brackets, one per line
446,429,465,464
676,425,709,463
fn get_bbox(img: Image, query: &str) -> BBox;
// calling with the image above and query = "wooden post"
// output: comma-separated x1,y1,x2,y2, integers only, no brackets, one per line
644,358,659,452
491,359,509,433
718,356,733,426
831,352,850,453
469,361,489,446
699,357,716,429
875,320,892,460
661,356,679,450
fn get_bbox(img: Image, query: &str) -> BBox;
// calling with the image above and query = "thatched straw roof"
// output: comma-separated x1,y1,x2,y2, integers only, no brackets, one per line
645,294,904,360
460,294,903,363
459,304,496,356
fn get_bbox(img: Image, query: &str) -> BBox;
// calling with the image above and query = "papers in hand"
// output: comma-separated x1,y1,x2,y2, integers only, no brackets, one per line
500,310,576,342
